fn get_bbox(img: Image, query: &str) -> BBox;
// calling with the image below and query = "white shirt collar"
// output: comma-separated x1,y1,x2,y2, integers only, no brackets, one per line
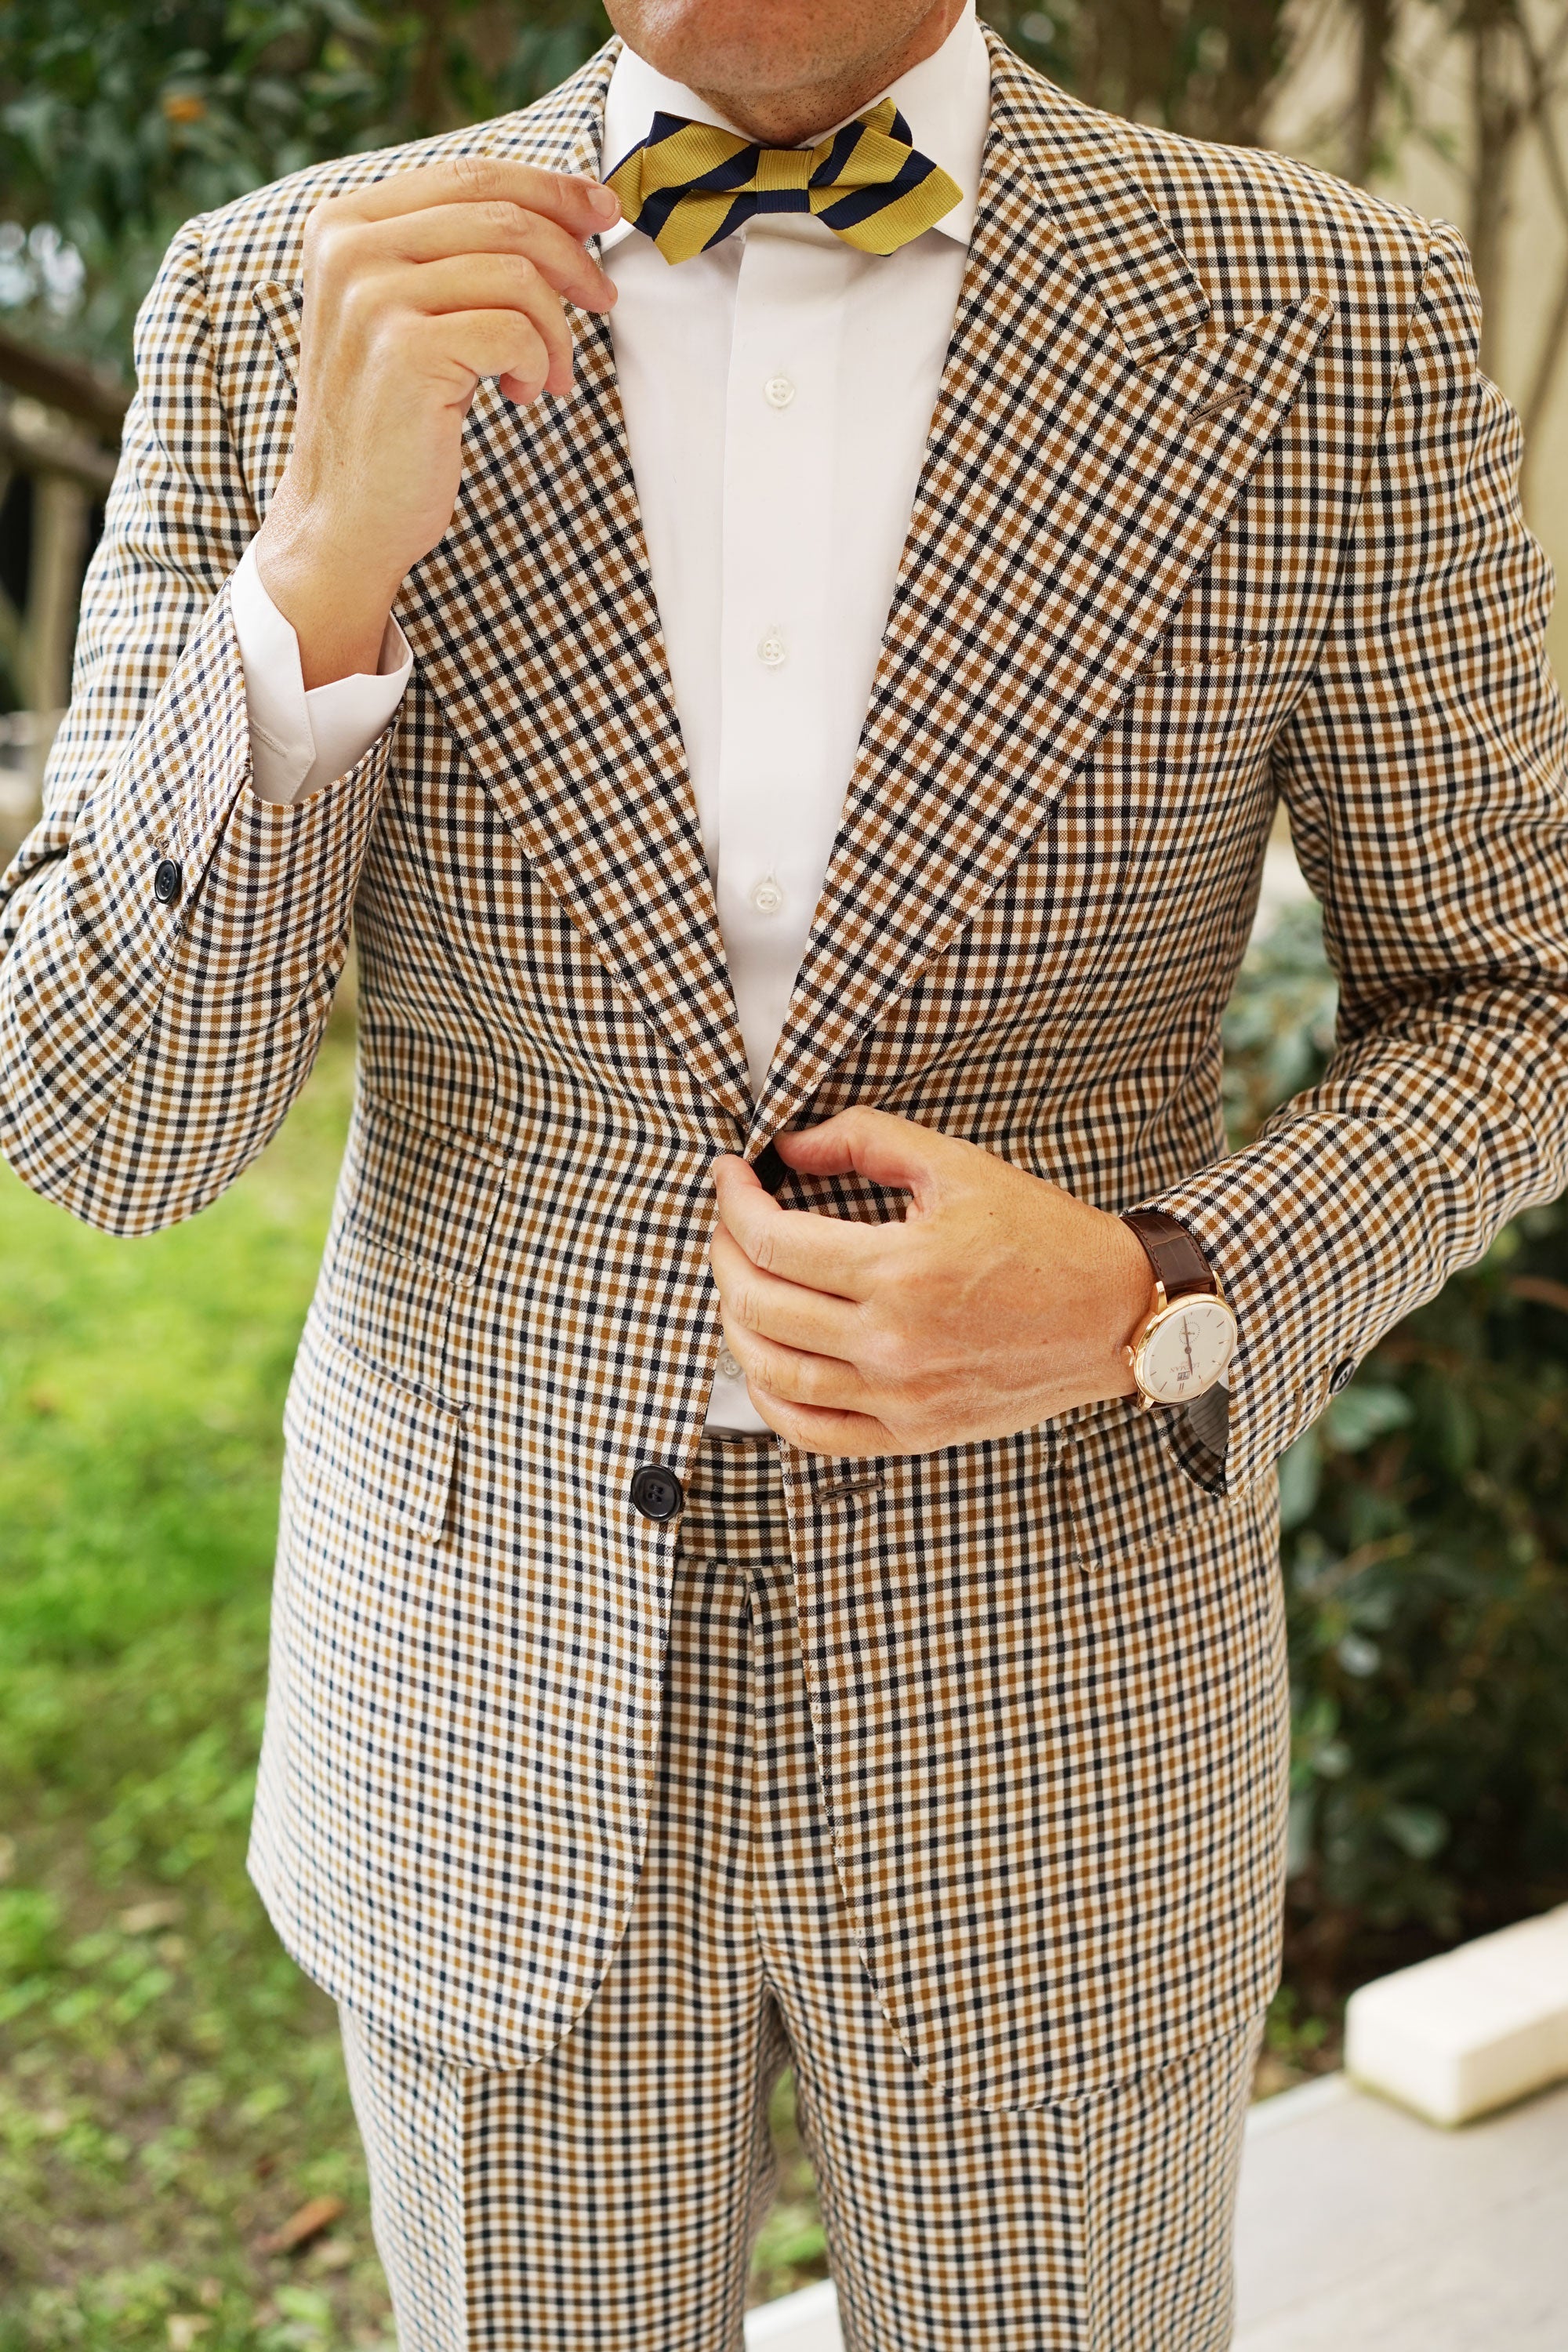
597,2,990,253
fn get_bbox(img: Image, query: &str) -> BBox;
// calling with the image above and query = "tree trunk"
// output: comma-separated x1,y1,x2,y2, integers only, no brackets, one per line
1466,0,1521,381
1348,0,1395,183
24,471,89,715
408,0,454,136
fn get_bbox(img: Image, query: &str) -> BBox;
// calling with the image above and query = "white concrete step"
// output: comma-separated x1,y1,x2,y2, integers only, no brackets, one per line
1344,1902,1568,2125
1233,2070,1568,2349
744,2067,1568,2350
744,2280,841,2349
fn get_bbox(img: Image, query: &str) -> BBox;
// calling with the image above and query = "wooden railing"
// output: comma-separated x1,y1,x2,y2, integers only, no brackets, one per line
0,328,127,858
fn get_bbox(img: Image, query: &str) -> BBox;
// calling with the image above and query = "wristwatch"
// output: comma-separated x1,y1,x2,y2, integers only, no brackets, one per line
1120,1209,1238,1409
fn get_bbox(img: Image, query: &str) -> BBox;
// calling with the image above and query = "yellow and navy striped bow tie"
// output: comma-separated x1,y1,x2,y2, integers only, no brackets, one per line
604,99,962,265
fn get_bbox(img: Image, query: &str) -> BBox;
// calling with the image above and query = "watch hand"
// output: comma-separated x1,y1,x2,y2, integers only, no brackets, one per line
1181,1320,1194,1374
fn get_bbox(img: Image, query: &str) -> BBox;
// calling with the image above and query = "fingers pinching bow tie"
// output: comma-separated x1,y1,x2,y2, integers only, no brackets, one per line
604,99,962,264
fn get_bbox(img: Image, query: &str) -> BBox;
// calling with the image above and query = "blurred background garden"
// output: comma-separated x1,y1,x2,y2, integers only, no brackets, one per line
2,3,1568,2348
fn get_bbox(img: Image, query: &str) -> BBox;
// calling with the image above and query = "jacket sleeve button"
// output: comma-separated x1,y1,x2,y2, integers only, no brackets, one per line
153,858,183,906
630,1465,684,1523
1328,1358,1356,1396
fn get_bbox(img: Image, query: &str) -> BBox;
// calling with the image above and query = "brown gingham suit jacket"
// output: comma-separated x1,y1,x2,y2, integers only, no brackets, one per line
3,31,1567,2110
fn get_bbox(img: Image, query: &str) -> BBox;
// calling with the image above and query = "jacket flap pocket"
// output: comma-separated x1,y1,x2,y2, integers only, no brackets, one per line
284,1318,464,1545
1060,1392,1227,1570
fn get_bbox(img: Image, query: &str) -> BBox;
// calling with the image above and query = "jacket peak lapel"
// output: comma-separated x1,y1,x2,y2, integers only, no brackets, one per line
750,38,1333,1147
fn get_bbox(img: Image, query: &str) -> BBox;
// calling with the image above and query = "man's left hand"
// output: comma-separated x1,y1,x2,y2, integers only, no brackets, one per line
710,1109,1151,1457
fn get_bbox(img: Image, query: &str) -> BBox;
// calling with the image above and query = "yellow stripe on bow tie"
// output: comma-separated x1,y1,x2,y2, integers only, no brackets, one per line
605,97,962,265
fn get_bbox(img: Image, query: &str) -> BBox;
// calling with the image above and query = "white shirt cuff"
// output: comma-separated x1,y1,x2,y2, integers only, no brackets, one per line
230,541,412,804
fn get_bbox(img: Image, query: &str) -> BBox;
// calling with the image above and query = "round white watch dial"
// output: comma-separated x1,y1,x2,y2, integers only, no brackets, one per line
1135,1295,1237,1404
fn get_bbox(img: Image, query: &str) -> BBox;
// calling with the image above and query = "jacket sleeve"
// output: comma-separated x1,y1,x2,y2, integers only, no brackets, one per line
1145,220,1568,1497
0,216,395,1234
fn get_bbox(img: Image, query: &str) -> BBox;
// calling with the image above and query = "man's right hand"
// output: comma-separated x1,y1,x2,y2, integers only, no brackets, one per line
252,158,620,689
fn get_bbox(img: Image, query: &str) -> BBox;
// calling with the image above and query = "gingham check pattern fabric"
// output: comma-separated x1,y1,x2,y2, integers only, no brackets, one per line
604,98,963,262
3,31,1567,2107
337,1432,1262,2352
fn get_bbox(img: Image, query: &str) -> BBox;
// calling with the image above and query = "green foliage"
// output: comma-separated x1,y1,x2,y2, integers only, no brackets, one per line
0,0,611,375
0,1030,390,2350
1224,899,1568,1989
1221,898,1340,1138
750,2073,829,2303
982,0,1296,146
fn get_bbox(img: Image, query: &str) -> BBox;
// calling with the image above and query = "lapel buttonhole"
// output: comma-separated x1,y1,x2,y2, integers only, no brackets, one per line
250,280,306,390
1188,385,1247,424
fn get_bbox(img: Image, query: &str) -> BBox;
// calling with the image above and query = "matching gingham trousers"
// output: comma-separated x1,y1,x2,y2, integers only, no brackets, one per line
339,1434,1262,2351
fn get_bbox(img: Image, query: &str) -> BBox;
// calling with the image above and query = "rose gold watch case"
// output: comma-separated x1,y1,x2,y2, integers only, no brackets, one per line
1125,1282,1240,1409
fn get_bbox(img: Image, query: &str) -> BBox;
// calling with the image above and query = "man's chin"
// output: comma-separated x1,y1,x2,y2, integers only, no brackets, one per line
604,0,936,114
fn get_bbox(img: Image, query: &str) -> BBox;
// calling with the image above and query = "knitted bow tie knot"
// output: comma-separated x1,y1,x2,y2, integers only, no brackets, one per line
604,99,963,264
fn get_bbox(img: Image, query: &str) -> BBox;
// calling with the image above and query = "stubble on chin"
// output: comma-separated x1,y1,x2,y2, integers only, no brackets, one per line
602,0,966,145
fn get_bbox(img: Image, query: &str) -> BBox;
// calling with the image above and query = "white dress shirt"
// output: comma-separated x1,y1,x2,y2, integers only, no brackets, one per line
233,5,991,1432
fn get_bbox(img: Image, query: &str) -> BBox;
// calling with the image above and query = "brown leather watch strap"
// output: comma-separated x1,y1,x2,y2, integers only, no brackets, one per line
1120,1209,1218,1301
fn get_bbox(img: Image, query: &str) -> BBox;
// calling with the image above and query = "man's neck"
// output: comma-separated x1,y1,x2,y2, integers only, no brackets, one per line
683,0,967,145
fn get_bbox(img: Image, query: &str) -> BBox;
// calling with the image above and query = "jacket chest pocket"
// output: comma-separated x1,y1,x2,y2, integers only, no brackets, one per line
1086,640,1285,860
313,1094,511,1407
882,641,1294,1051
1037,641,1290,989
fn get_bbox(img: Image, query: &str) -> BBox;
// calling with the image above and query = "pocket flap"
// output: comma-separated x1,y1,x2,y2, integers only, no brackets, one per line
1061,1391,1228,1569
284,1318,464,1544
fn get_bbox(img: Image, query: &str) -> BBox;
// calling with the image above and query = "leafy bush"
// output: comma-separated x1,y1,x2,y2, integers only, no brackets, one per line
1224,901,1568,1999
0,0,613,372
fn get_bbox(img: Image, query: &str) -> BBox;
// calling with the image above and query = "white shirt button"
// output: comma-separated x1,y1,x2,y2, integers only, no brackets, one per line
757,630,787,669
748,877,785,916
717,1346,743,1381
764,374,797,409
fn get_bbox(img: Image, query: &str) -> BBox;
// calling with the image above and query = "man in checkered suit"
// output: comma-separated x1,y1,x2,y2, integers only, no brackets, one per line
3,0,1566,2341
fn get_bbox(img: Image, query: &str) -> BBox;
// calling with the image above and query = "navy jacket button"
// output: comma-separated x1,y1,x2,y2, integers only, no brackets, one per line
752,1141,787,1195
153,858,183,906
630,1464,684,1523
1329,1358,1356,1396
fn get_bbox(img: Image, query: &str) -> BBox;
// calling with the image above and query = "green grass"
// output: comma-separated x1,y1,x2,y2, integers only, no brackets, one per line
0,1028,387,2351
0,1024,833,2349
